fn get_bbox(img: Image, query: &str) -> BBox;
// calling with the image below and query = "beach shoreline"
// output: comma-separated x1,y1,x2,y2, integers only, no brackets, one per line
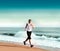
0,38,60,51
0,36,60,51
0,42,48,51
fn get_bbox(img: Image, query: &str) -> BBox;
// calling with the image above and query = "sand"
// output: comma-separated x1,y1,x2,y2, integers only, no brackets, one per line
0,42,48,51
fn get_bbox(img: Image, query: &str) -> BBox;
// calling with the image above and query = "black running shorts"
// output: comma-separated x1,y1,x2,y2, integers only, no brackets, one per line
27,31,32,39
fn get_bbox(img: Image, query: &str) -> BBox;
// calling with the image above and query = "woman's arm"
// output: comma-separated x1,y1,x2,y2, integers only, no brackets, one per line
31,23,34,28
25,23,28,29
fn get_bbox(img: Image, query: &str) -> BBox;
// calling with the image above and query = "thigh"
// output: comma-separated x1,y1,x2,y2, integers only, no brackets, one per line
27,31,32,36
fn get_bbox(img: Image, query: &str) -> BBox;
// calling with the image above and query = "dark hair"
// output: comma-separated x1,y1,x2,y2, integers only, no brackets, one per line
28,19,31,23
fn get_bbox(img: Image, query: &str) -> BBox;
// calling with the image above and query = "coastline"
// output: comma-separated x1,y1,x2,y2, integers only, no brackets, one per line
0,38,60,51
0,41,60,51
0,35,60,51
0,42,48,51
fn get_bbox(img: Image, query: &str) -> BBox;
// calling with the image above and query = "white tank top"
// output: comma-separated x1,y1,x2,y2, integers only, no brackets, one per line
26,23,33,31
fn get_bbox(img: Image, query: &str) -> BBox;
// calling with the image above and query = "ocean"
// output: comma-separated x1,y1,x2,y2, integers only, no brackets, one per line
0,27,60,48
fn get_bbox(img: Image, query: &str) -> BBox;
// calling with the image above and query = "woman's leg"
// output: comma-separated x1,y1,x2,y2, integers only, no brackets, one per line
28,32,33,47
25,37,28,42
29,39,33,47
29,39,31,46
24,37,28,45
23,31,29,45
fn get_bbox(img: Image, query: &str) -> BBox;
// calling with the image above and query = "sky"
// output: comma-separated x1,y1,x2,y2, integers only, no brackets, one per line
0,0,60,27
0,0,60,9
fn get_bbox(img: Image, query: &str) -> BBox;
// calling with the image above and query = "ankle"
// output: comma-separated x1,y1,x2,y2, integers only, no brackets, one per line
30,45,33,47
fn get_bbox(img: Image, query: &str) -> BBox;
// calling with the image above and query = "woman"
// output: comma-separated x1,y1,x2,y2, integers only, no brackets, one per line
23,19,34,47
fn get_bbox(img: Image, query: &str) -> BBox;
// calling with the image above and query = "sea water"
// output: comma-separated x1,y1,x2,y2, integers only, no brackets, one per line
0,27,60,48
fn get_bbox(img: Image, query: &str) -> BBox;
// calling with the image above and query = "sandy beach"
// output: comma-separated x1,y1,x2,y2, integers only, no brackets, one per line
0,42,48,51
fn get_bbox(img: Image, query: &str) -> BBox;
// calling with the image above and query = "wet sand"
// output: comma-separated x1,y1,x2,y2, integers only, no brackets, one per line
0,42,48,51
